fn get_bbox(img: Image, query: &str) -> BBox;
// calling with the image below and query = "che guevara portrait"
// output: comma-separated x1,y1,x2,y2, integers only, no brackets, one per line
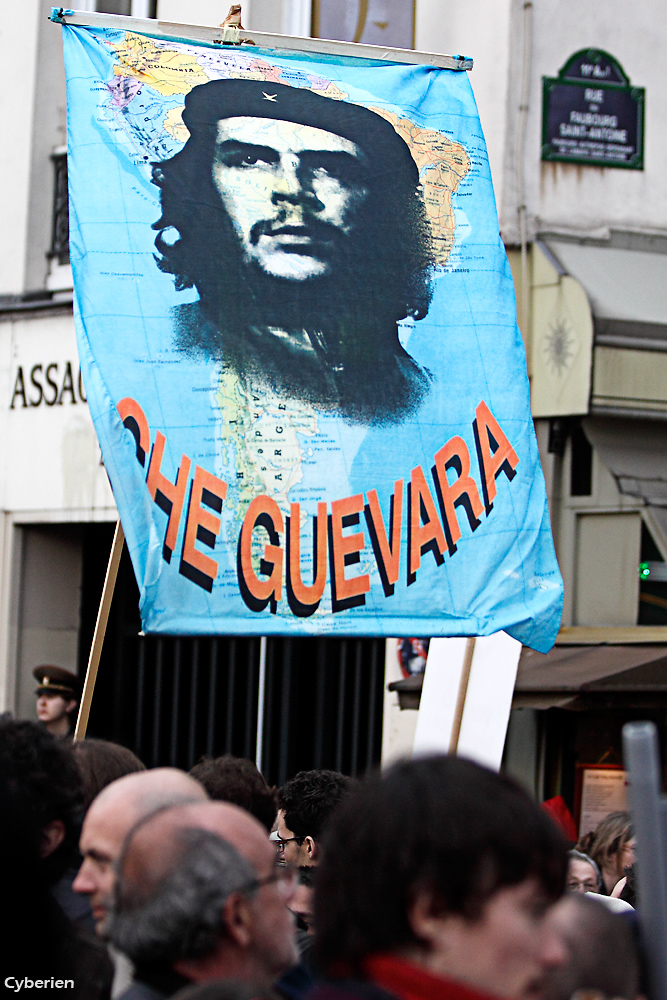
151,79,436,425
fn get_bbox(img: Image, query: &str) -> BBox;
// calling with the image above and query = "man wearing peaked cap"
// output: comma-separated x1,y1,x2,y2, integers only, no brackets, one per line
33,665,81,739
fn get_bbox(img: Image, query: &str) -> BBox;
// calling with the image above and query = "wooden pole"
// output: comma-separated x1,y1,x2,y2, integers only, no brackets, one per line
74,520,125,742
448,636,476,754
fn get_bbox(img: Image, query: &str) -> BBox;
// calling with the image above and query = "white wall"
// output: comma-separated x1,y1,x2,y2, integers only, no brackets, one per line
157,0,237,25
0,310,115,518
415,0,513,218
415,0,665,242
156,0,308,34
525,0,662,240
0,308,115,712
0,4,41,295
24,1,69,293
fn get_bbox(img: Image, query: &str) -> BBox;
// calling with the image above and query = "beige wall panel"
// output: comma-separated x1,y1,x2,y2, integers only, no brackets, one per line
381,638,418,767
15,525,83,720
593,347,667,415
574,512,641,626
529,244,593,418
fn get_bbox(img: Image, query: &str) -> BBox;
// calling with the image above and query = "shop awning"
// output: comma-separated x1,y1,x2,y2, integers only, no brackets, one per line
543,238,667,350
390,641,667,711
515,642,667,708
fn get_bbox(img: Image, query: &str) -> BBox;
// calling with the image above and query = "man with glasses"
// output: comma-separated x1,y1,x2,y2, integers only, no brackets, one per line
565,850,602,894
277,769,351,867
109,801,299,999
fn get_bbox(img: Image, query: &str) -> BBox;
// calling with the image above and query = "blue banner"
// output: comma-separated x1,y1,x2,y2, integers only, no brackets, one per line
60,22,563,650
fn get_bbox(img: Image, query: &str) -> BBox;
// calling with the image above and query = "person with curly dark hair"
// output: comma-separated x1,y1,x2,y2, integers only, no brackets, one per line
277,768,351,867
0,715,84,887
152,79,434,425
189,755,278,832
0,717,113,999
311,755,568,1000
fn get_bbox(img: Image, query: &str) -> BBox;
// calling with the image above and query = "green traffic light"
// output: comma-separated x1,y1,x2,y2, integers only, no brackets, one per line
639,561,651,579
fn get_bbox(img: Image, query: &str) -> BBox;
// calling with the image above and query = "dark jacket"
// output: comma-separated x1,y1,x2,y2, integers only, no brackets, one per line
117,966,191,1000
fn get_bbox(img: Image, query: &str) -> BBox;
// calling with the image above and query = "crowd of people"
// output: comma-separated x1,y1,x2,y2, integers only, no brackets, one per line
0,714,645,1000
565,813,637,906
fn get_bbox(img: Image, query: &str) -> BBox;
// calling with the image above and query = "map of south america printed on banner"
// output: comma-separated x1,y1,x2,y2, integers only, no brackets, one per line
62,24,563,650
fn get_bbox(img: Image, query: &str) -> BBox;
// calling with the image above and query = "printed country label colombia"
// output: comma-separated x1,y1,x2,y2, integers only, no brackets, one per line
117,397,519,617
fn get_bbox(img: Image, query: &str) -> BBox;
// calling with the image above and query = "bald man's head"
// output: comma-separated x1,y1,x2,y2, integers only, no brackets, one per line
541,893,641,1000
73,767,207,935
158,800,272,871
95,767,207,819
110,800,299,984
113,802,275,927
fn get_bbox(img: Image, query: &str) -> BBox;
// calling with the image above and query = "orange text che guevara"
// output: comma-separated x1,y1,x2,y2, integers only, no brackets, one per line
118,397,519,617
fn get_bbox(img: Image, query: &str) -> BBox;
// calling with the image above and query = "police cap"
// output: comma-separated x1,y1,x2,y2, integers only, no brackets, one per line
33,665,81,699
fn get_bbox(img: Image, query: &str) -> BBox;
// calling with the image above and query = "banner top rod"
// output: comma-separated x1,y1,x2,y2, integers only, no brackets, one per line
49,8,473,72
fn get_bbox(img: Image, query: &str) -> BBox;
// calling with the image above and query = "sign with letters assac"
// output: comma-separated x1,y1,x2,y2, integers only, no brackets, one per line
542,49,644,169
9,362,87,409
55,18,563,649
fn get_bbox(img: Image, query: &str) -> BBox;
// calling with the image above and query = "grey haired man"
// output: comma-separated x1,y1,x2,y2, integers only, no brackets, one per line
109,801,299,999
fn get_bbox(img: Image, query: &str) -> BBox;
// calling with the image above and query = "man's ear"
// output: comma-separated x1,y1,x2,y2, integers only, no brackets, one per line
41,819,66,858
304,836,317,861
223,892,254,947
407,887,458,951
65,699,78,715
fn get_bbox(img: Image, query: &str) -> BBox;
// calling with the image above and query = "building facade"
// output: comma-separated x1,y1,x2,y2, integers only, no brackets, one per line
389,0,667,820
2,1,666,799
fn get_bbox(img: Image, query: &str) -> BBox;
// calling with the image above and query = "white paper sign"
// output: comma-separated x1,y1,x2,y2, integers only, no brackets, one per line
579,768,628,838
413,632,521,771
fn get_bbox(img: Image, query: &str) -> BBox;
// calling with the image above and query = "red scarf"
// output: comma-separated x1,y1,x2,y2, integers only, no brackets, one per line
364,954,497,1000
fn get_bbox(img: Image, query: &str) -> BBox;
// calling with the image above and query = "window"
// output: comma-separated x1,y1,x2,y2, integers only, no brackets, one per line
50,152,69,266
98,0,133,12
570,420,593,496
